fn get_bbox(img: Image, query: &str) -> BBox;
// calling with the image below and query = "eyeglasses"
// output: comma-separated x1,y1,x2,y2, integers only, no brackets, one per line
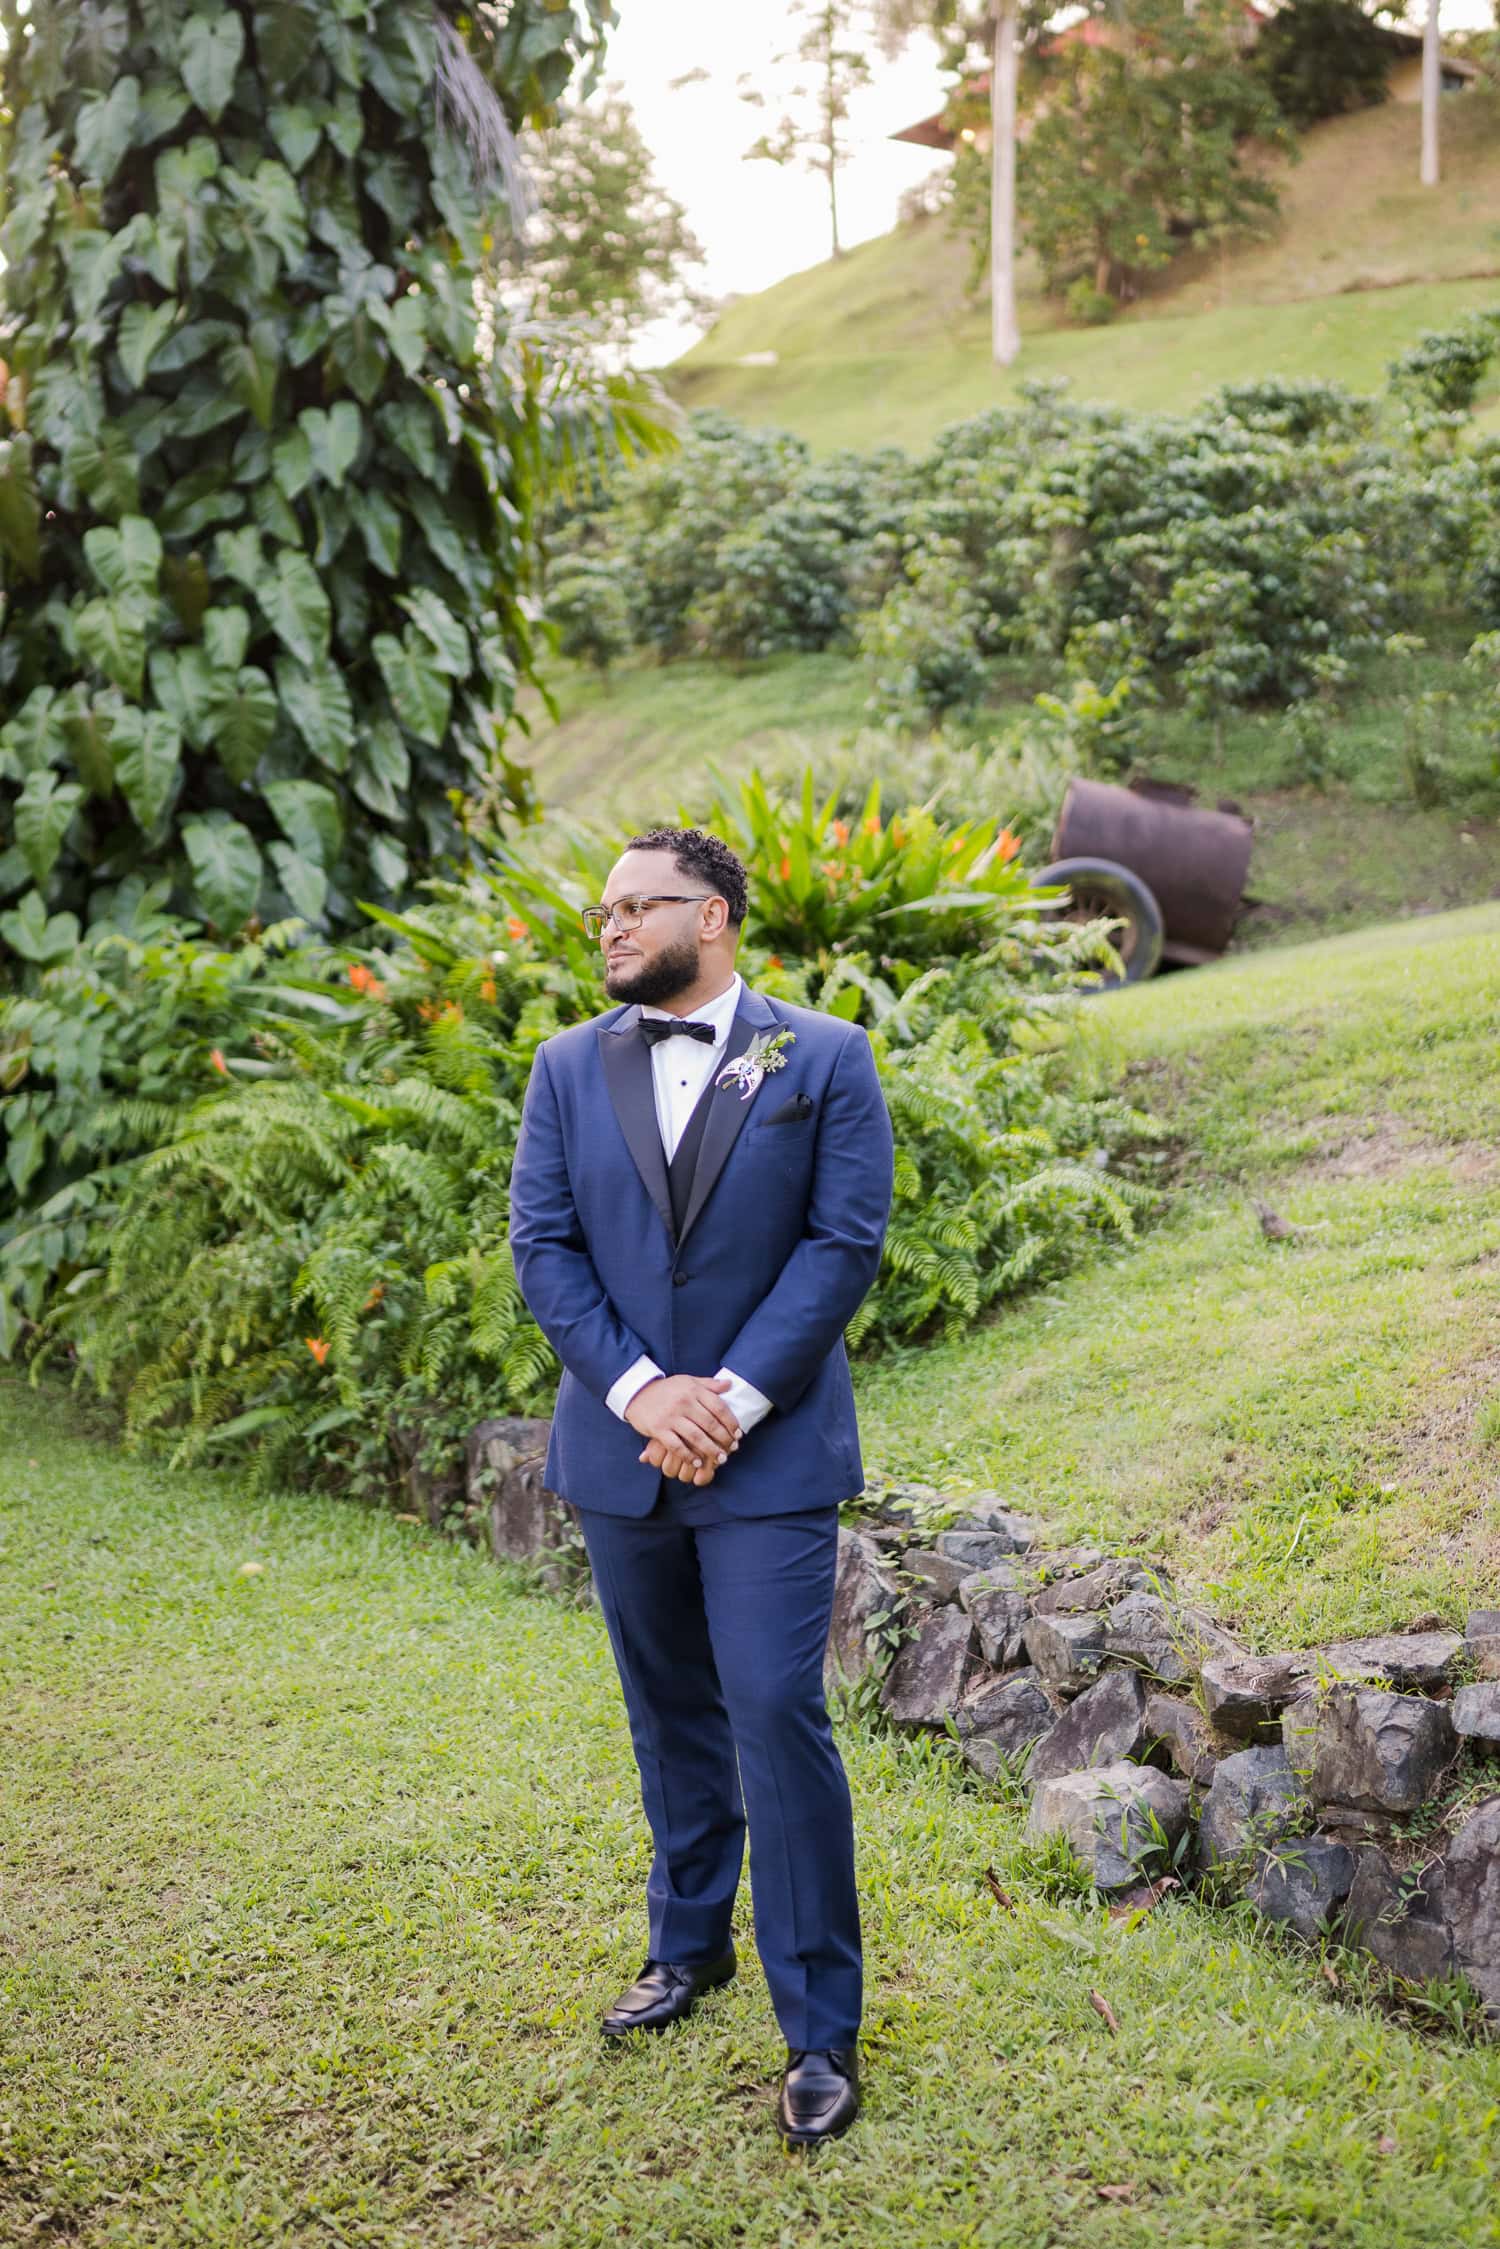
581,893,712,941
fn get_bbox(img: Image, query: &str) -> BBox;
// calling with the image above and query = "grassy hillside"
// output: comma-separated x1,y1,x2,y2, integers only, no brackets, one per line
521,647,1500,953
670,93,1500,453
861,902,1500,1648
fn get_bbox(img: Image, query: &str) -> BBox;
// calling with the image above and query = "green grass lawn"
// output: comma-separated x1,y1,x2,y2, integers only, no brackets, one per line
6,1382,1500,2248
670,96,1500,453
860,903,1500,1646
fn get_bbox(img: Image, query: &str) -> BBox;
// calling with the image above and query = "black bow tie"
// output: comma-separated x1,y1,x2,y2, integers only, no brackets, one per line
640,1017,716,1046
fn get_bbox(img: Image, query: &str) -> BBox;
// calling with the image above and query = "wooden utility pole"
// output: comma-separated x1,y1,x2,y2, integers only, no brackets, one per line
991,0,1020,364
1421,0,1440,187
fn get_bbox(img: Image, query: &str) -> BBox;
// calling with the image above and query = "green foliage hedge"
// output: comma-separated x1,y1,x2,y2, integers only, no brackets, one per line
0,0,612,936
552,347,1500,726
3,772,1159,1499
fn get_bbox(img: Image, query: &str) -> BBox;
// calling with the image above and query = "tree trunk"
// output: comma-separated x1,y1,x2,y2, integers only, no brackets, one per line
1421,0,1440,187
991,0,1020,366
825,26,842,256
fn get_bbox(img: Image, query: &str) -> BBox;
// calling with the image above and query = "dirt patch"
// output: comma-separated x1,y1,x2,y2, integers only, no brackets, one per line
1303,1116,1499,1184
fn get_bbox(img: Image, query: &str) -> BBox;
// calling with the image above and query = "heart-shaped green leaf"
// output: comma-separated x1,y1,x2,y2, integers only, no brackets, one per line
15,769,84,885
182,813,262,932
268,841,328,921
265,778,343,867
0,890,81,966
180,11,245,123
117,298,179,387
262,547,331,665
113,709,182,833
207,667,278,782
274,657,354,773
373,628,451,747
298,400,362,490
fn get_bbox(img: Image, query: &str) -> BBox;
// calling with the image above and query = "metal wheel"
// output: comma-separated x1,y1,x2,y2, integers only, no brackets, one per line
1031,855,1166,987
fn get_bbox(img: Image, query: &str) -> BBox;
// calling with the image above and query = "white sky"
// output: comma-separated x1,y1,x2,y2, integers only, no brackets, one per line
601,1,1494,365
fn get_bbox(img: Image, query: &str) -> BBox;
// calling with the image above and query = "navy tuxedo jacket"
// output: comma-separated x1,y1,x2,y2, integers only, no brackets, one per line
508,982,895,1518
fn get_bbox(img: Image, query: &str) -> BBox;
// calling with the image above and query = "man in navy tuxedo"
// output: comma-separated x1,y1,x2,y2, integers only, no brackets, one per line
508,825,893,2146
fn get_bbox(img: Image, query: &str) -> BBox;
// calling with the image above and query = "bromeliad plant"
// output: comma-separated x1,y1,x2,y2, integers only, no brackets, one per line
686,766,1032,964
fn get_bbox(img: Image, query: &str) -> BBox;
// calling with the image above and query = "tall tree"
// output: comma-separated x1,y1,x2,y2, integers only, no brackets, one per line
502,85,709,349
741,0,874,261
1018,0,1293,303
0,0,652,941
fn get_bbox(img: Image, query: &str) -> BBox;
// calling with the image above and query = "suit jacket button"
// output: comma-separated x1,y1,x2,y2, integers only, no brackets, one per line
673,1270,687,1286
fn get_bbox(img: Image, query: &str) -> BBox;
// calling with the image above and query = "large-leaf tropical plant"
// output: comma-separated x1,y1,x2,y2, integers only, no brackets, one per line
0,0,644,940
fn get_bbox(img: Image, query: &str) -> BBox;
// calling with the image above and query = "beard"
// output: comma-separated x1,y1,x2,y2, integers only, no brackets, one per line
605,934,701,1008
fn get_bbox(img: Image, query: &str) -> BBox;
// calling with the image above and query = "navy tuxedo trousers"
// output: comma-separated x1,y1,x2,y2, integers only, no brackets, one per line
575,1480,862,2051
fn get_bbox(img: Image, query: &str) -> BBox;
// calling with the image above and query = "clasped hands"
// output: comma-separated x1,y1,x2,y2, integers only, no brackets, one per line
624,1373,742,1487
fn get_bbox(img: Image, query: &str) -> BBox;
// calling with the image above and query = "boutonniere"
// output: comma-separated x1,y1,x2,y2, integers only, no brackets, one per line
715,1025,796,1102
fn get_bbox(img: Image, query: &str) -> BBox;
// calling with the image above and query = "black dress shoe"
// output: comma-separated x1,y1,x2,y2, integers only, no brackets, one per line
600,1945,737,2037
776,2045,860,2146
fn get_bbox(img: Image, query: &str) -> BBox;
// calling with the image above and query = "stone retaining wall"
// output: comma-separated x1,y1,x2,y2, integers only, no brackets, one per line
428,1420,1500,2027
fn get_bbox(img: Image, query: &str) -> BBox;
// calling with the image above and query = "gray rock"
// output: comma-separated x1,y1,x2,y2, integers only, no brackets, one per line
948,1505,1039,1550
470,1417,574,1582
1143,1692,1227,1785
899,1548,971,1604
1104,1591,1238,1687
936,1528,1024,1570
1028,1667,1151,1788
955,1669,1056,1781
1343,1848,1455,1985
1465,1611,1500,1682
960,1574,1031,1668
1020,1545,1107,1585
1453,1683,1500,1744
1030,1558,1160,1618
1443,1795,1500,2014
1310,1631,1465,1691
824,1528,904,1696
1026,1762,1191,1892
1284,1683,1456,1816
1200,1653,1307,1742
1247,1835,1356,1942
1024,1611,1107,1696
1197,1746,1305,1872
880,1605,976,1727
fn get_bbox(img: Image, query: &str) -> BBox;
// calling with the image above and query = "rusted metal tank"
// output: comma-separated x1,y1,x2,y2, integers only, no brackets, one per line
1048,776,1254,968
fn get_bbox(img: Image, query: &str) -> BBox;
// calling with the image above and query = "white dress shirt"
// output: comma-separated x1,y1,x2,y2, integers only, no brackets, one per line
603,970,774,1439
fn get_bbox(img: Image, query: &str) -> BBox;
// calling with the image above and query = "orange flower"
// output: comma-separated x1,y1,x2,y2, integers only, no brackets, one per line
305,1337,330,1366
479,976,497,1003
347,962,387,1000
890,818,906,848
506,915,527,941
997,827,1021,863
768,954,784,971
363,1282,385,1310
863,814,880,836
416,998,440,1023
444,1000,463,1022
832,819,850,845
209,1048,228,1076
819,859,844,880
779,856,792,881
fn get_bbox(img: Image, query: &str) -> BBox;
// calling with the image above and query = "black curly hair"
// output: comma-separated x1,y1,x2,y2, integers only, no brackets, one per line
623,827,749,927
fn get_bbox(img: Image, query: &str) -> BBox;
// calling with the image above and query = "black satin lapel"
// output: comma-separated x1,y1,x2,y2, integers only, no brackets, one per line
675,1000,770,1252
599,1017,674,1240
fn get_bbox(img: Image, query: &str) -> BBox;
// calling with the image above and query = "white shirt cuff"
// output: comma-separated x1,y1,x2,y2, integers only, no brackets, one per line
716,1366,773,1434
606,1355,664,1422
